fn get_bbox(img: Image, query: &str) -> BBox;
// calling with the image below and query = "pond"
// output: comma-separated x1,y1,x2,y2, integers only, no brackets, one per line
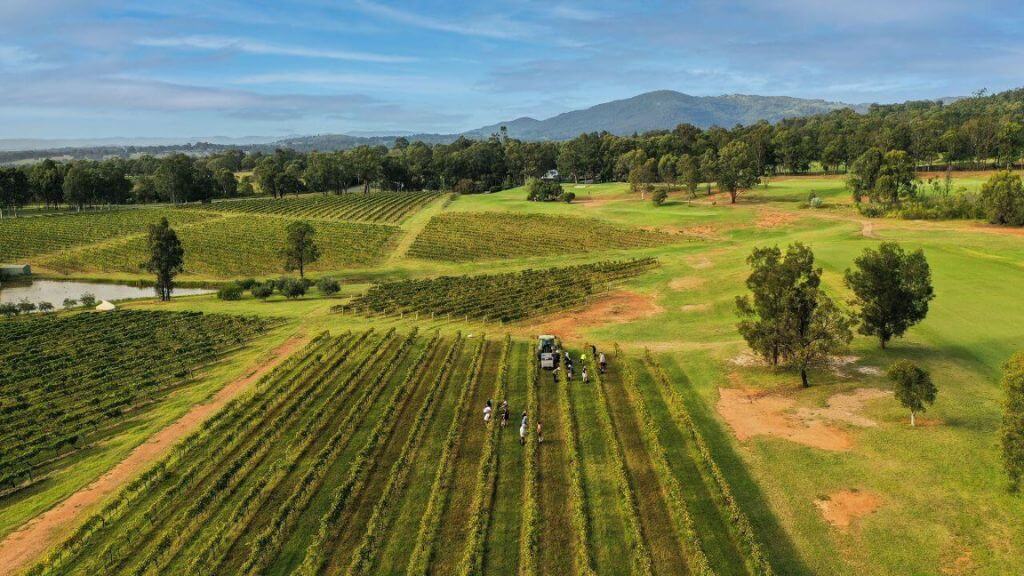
0,279,213,309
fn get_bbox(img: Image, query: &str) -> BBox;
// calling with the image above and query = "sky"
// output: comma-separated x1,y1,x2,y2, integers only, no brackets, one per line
1,0,1023,140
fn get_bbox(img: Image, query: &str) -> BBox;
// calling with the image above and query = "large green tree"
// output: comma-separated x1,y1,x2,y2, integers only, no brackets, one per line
844,242,934,349
717,140,759,203
737,243,854,386
141,217,185,301
1001,352,1024,492
889,360,937,426
281,220,320,278
0,167,30,218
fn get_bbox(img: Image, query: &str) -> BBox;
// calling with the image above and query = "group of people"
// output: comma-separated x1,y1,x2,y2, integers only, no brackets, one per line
483,398,542,445
550,345,607,385
480,344,610,448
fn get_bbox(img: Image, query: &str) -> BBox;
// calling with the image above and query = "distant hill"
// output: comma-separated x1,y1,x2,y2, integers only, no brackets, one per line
461,90,867,140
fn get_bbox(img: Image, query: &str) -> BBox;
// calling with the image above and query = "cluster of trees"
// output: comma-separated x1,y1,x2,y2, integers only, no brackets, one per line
218,275,339,301
736,241,934,387
7,88,1024,215
525,177,574,203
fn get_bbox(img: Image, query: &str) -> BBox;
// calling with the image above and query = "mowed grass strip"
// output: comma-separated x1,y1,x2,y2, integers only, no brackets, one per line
556,356,597,575
605,348,708,576
427,338,504,575
481,341,529,576
407,211,681,262
536,362,579,575
516,353,540,576
40,214,399,278
570,355,651,575
642,351,767,576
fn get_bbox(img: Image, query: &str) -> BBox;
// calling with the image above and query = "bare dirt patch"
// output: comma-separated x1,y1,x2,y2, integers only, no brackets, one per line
679,303,711,313
523,290,663,340
717,387,853,451
797,388,891,428
669,276,706,291
814,489,883,529
941,547,976,576
756,210,797,229
685,254,714,269
717,386,890,452
0,333,309,575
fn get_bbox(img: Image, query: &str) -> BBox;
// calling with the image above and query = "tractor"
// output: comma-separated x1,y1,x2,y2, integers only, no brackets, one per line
537,334,560,370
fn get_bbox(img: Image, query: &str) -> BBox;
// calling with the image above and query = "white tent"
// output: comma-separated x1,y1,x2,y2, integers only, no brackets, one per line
95,300,117,312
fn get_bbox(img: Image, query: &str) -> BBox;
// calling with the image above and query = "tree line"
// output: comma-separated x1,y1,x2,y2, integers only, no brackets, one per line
5,87,1024,215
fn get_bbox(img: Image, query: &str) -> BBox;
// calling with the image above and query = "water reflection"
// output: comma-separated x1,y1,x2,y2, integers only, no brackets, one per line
0,279,212,308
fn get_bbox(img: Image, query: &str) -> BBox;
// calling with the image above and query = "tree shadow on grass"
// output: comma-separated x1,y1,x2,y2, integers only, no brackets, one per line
661,355,815,576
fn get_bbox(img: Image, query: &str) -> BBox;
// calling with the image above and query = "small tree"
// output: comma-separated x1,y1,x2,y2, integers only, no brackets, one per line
141,218,185,301
38,302,55,313
844,242,934,349
0,303,18,318
79,293,97,308
652,189,669,206
980,171,1024,226
217,283,244,301
525,177,563,202
17,299,36,314
889,360,937,426
251,282,275,300
281,220,320,279
62,298,78,308
280,277,308,299
1002,352,1024,492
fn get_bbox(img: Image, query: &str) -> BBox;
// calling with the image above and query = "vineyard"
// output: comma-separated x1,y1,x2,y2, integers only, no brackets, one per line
0,310,276,494
0,209,218,261
187,191,441,224
407,212,682,262
338,258,659,324
26,330,772,576
39,215,400,278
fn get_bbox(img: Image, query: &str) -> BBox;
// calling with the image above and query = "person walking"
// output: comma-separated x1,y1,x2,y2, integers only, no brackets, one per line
599,352,607,374
483,402,492,424
501,401,510,428
582,366,589,384
536,420,543,444
520,412,528,446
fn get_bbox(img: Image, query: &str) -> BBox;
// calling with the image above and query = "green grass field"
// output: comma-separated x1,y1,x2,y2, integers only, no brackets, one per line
3,174,1024,575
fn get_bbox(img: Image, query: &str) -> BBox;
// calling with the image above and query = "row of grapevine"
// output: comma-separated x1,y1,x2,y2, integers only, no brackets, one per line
556,353,598,575
296,334,468,576
644,349,775,576
0,208,217,261
455,335,511,576
187,191,440,223
586,354,655,576
71,332,377,576
404,336,488,576
517,354,540,576
344,331,464,576
614,345,715,575
26,332,352,575
338,258,659,324
0,310,276,491
235,328,416,575
41,214,399,277
407,211,682,262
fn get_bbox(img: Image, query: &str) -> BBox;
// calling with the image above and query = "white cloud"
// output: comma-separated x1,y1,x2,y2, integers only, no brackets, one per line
351,0,542,40
230,71,464,93
0,45,52,71
136,35,416,63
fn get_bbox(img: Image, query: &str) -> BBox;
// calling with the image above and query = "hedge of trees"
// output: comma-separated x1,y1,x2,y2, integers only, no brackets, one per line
6,87,1024,215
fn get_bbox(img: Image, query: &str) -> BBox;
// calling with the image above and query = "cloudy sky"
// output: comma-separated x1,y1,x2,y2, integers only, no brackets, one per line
1,0,1022,139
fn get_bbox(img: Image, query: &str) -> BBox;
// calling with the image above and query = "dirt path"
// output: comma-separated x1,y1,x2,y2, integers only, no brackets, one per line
385,194,449,265
0,332,308,575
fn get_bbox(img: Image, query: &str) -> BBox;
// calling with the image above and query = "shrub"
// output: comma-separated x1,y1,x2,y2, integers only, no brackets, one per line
809,196,823,209
17,299,37,314
38,302,55,313
980,171,1024,226
525,177,564,202
453,179,478,194
62,298,78,308
0,303,18,318
251,282,275,299
652,189,669,206
79,293,97,308
280,278,307,299
217,283,244,301
237,278,259,290
317,277,341,296
561,191,576,203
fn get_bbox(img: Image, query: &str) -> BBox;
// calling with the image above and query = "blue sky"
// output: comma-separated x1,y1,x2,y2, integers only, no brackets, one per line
1,0,1023,139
